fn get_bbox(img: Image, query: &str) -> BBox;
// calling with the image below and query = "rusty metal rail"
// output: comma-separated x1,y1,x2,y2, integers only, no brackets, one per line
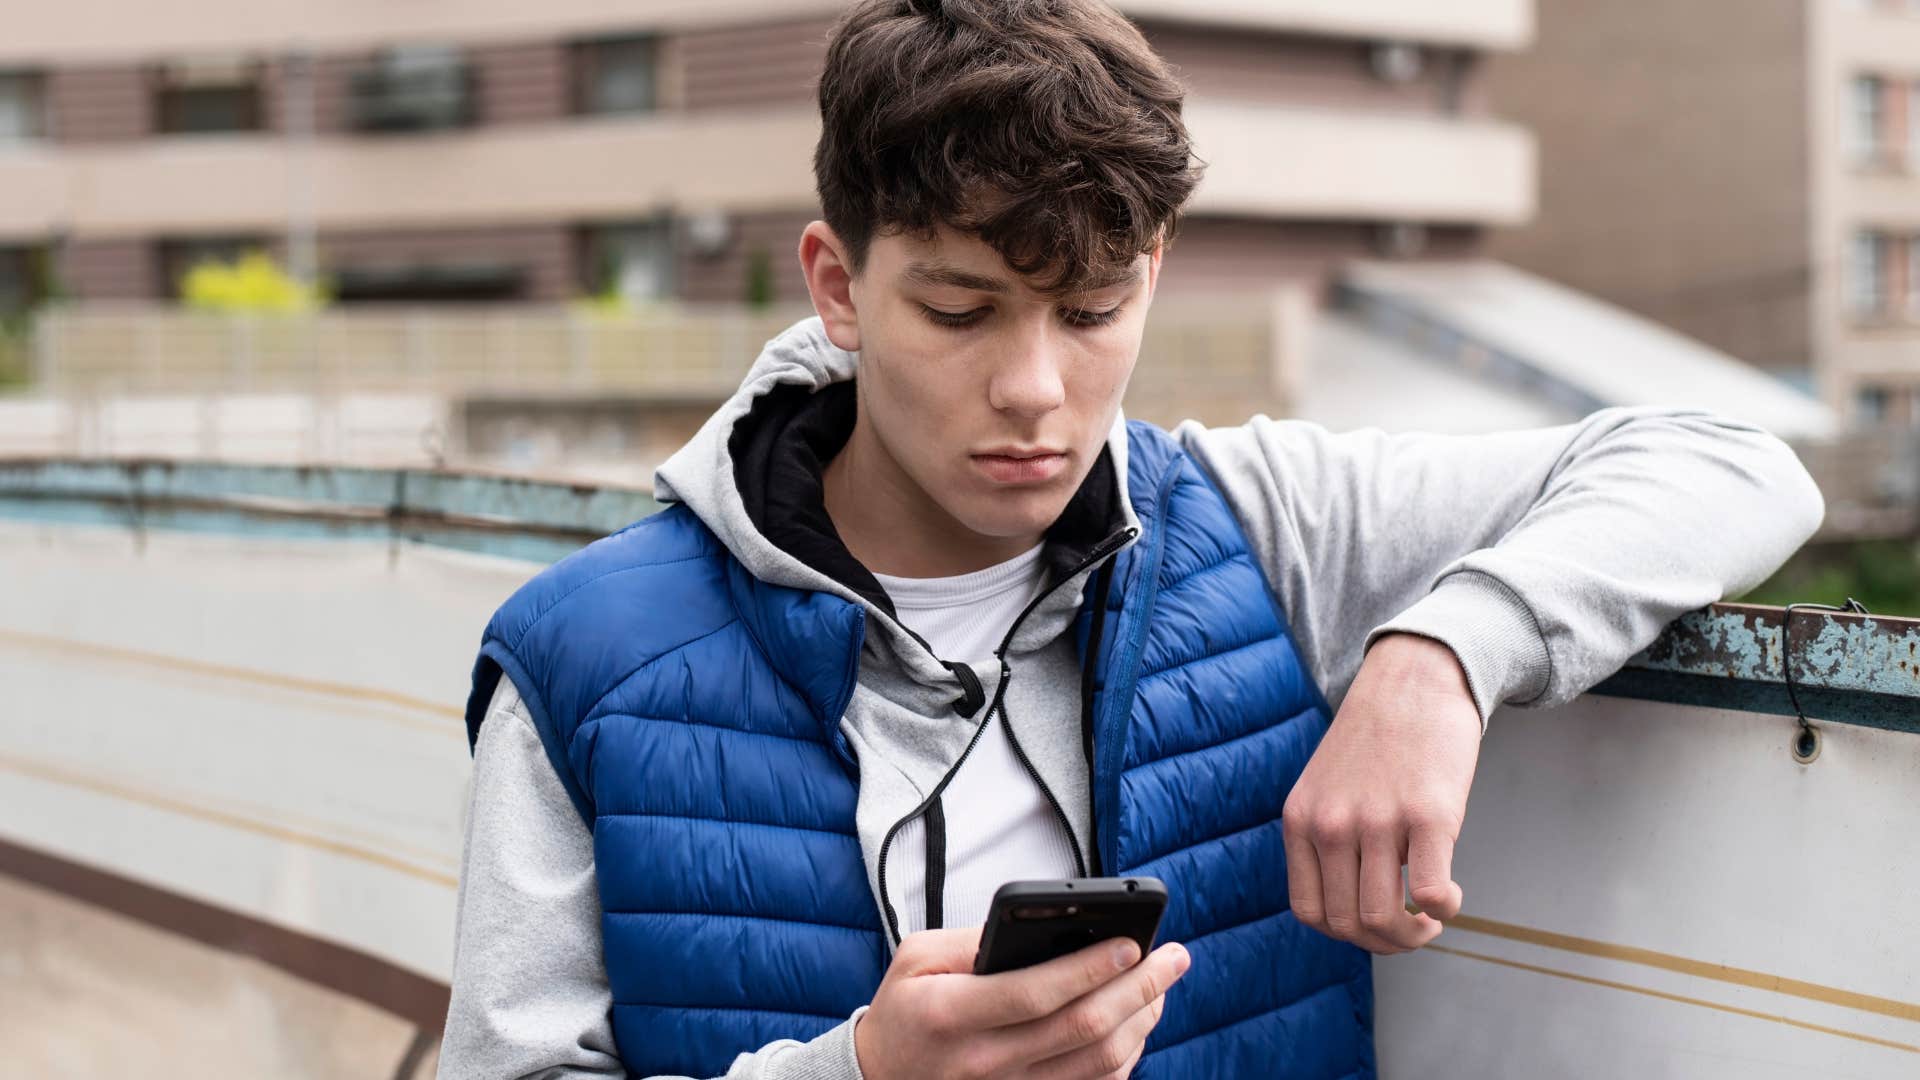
1593,603,1920,734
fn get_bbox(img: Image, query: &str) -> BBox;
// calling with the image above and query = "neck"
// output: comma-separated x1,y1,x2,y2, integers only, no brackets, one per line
822,416,1042,578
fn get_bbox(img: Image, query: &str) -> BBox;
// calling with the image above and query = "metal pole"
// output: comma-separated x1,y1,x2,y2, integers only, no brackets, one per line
284,46,318,289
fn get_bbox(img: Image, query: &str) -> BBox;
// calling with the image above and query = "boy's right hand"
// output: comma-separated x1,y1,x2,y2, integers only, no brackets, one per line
852,928,1190,1080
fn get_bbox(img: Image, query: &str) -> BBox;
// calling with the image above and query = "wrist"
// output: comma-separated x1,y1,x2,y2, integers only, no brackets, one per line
1367,571,1550,726
852,1005,878,1080
1367,632,1470,688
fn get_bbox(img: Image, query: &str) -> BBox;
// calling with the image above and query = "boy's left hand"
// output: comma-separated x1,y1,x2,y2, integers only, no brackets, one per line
1281,632,1481,954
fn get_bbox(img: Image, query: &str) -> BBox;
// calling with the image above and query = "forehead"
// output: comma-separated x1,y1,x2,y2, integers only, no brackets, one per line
874,225,1144,297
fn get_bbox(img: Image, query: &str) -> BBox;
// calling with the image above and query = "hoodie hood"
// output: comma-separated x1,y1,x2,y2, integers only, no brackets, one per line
654,314,1138,695
654,314,1143,943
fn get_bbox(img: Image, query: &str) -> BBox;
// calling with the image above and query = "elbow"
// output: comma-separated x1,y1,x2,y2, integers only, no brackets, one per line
1742,426,1826,549
1686,417,1830,595
1625,405,1828,550
1781,445,1827,548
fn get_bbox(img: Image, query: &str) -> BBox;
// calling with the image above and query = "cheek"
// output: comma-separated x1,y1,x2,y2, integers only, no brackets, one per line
1074,343,1136,410
860,345,968,456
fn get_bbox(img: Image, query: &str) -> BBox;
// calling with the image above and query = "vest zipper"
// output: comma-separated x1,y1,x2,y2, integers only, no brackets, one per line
872,525,1136,946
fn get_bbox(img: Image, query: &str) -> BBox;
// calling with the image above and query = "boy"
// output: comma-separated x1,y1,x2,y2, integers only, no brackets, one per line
442,2,1823,1077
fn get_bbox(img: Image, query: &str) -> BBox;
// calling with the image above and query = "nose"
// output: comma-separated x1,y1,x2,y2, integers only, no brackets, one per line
987,324,1068,419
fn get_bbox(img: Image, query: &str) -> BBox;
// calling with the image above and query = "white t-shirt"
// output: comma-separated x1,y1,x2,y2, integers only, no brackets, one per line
872,543,1082,935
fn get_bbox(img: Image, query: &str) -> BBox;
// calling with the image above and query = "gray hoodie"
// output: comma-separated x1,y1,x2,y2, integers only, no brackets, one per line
438,315,1825,1080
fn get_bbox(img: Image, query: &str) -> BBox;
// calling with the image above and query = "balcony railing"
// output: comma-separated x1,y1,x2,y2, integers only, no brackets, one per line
24,302,1287,398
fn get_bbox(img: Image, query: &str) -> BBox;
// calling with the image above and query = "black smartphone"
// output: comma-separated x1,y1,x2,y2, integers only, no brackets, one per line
973,877,1169,975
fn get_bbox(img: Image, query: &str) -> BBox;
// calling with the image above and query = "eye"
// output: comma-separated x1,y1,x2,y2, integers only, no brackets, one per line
920,304,987,329
1062,305,1124,328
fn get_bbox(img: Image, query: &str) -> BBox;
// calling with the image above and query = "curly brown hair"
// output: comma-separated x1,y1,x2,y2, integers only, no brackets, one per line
812,0,1205,298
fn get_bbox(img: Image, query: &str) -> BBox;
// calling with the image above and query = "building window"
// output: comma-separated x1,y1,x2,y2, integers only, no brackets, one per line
576,36,658,116
157,57,263,134
1908,234,1920,317
1851,74,1887,166
1856,384,1890,426
1850,230,1892,317
349,46,473,133
0,247,36,316
0,71,45,141
584,220,674,305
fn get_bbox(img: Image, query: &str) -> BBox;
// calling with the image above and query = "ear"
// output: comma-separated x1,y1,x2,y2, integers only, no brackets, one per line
1145,237,1164,301
798,220,862,353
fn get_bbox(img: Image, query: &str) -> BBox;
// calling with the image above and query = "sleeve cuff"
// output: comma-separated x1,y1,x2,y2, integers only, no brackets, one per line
1366,570,1551,729
764,1006,868,1080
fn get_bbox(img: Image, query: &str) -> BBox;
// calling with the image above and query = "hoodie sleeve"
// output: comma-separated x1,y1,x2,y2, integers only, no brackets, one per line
438,677,868,1080
1174,406,1825,727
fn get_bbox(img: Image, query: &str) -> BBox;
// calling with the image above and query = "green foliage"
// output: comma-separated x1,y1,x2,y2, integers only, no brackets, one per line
743,247,774,309
0,321,26,390
1739,538,1920,617
180,251,326,312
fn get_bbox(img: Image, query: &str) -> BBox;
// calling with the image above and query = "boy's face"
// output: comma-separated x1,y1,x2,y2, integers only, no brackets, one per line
804,221,1161,544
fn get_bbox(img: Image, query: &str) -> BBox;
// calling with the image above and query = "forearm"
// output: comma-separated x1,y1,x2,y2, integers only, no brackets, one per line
1179,407,1825,722
1371,408,1824,716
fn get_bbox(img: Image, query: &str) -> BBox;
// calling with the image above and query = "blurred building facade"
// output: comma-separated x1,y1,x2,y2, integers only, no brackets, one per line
0,0,1853,498
1485,0,1920,432
0,0,1531,311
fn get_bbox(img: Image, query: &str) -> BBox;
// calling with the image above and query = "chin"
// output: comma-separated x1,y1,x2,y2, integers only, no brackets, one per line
949,489,1074,540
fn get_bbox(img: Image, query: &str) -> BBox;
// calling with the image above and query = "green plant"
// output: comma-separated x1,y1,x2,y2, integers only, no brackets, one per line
1739,538,1920,617
0,321,27,389
743,246,774,309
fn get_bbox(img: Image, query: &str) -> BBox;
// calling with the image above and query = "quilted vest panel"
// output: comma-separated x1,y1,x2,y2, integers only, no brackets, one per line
466,422,1372,1079
1090,423,1372,1079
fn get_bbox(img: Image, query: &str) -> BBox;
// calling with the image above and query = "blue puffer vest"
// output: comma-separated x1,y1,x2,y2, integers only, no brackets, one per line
466,421,1373,1079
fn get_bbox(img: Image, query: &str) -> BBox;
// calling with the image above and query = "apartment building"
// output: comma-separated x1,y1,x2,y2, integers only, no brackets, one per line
0,0,1534,314
1485,0,1920,429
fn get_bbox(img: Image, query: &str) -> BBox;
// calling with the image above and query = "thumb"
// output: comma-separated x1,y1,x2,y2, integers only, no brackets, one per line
893,927,986,977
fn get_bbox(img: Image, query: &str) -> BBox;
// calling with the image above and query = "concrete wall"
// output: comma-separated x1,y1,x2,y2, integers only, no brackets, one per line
1,468,1915,1078
1160,218,1480,301
1484,0,1814,373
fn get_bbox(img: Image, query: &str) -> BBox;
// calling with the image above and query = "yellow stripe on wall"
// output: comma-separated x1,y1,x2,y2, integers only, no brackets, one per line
0,751,458,888
1444,913,1920,1025
0,627,462,731
1426,943,1920,1056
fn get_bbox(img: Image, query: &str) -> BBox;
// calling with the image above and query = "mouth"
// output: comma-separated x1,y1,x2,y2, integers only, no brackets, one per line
970,447,1069,485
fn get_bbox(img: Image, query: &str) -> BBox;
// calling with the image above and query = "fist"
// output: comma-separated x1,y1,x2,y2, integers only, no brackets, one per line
1281,633,1481,954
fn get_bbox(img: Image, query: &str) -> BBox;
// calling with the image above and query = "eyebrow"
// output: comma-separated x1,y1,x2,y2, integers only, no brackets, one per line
902,260,1143,296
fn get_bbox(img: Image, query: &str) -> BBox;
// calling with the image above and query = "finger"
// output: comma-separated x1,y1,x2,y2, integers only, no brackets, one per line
1026,994,1166,1080
1283,811,1327,934
1359,829,1440,952
1005,942,1188,1061
955,935,1143,1029
890,927,985,978
1314,830,1374,949
1407,819,1465,922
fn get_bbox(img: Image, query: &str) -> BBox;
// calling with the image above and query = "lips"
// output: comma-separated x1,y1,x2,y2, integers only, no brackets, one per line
971,449,1068,485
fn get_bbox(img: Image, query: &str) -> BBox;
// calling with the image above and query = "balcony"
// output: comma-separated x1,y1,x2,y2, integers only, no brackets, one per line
0,458,1912,1074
